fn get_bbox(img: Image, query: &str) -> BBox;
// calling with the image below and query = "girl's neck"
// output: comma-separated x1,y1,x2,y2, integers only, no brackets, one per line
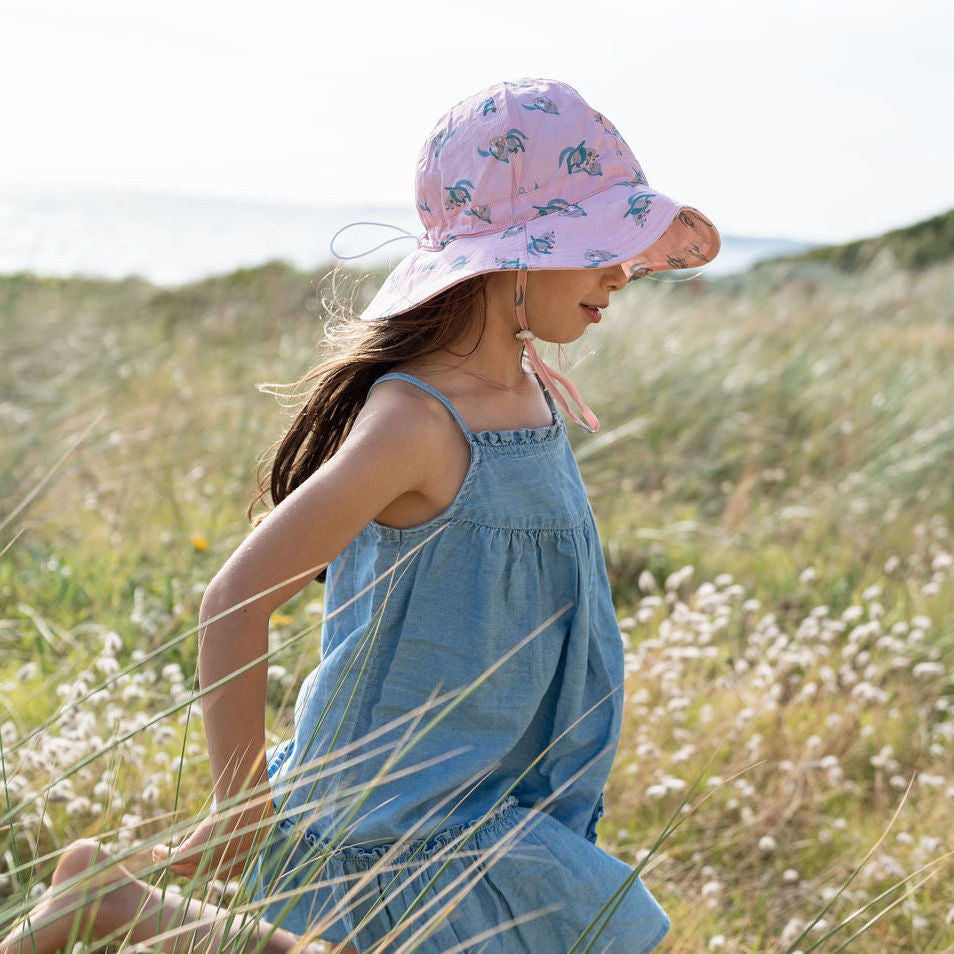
415,339,529,392
394,279,553,431
408,278,529,391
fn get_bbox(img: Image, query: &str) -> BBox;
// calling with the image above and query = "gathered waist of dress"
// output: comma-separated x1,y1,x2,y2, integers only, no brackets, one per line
271,789,523,872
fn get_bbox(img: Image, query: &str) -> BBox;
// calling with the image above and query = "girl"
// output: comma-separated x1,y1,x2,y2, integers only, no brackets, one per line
2,77,719,954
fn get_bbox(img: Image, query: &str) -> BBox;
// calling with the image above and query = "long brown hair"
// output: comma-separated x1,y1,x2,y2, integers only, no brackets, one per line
250,273,488,521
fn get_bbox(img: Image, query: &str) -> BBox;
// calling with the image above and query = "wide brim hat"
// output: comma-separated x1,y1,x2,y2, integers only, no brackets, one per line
362,78,720,321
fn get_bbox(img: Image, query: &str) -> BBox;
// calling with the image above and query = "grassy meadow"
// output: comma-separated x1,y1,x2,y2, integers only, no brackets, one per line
2,211,954,952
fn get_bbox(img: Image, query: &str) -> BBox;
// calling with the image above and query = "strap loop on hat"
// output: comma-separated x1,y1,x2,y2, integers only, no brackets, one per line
513,271,600,434
329,222,420,261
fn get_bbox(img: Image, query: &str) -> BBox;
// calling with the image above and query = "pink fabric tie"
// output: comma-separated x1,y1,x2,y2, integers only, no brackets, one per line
514,271,600,434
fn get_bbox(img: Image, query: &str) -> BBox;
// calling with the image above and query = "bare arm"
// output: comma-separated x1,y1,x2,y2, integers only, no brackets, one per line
159,383,457,875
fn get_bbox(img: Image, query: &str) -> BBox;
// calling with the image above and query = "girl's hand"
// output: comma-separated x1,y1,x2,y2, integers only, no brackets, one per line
152,797,275,880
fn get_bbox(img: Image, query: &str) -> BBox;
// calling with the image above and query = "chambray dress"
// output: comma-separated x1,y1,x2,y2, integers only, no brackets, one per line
252,373,669,953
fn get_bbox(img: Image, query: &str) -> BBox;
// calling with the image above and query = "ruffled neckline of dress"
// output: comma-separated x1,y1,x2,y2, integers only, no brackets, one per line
468,415,563,446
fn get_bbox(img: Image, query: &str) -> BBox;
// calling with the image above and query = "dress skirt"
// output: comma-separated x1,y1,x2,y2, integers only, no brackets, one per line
251,796,669,953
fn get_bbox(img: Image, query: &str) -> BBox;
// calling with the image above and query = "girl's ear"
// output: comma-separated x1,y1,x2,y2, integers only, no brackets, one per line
482,271,521,327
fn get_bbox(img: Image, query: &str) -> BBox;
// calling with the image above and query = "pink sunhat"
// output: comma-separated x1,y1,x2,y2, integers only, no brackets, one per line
360,78,721,430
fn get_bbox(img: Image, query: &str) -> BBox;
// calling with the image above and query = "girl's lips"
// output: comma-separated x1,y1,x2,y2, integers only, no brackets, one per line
581,304,602,323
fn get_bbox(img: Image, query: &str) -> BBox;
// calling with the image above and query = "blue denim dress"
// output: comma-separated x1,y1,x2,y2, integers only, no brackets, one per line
253,373,669,952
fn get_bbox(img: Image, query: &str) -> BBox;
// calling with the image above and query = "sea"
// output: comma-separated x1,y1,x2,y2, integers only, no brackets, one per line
0,187,812,287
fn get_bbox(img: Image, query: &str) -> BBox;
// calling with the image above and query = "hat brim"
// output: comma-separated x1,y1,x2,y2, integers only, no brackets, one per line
361,187,720,320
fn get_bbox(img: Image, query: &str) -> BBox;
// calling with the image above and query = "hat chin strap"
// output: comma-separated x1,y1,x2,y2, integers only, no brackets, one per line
514,271,600,434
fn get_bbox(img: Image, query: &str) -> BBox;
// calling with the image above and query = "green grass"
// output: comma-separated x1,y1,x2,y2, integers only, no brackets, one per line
2,226,954,951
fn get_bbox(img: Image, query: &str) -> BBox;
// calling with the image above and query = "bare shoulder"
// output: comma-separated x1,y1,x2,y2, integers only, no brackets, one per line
354,376,465,457
354,377,471,524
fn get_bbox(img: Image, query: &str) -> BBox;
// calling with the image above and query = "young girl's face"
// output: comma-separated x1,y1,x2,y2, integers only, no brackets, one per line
489,265,628,345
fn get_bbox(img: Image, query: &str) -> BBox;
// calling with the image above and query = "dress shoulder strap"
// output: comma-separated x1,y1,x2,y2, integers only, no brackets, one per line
535,374,560,421
369,372,472,438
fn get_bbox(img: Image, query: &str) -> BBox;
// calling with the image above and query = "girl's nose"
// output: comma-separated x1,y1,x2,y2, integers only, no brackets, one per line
602,264,628,291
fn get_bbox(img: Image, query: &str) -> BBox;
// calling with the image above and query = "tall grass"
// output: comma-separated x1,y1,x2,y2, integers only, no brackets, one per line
2,251,953,951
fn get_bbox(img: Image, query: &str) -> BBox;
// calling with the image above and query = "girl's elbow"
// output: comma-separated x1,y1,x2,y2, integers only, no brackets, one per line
198,573,258,632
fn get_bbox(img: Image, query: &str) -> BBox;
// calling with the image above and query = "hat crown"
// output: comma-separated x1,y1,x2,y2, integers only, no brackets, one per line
414,79,649,250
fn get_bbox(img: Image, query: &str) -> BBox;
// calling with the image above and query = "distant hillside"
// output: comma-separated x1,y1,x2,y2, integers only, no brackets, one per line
768,207,954,272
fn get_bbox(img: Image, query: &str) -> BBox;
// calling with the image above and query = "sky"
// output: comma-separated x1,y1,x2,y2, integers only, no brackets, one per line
3,0,953,244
